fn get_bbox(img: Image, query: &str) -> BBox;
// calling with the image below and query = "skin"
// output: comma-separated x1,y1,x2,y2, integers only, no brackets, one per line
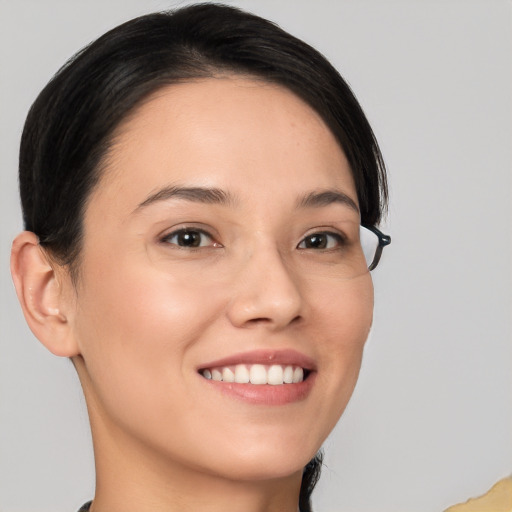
11,77,374,512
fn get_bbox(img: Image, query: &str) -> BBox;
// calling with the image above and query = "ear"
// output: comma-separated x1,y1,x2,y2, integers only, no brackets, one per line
11,231,80,357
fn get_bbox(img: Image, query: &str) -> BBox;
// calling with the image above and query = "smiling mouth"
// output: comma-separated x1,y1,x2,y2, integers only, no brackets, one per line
199,364,310,385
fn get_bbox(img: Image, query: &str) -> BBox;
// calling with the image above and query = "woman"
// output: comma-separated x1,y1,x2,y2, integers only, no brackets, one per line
10,4,390,511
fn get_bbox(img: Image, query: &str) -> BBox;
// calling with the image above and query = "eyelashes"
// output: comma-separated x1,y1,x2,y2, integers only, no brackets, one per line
160,227,348,251
160,228,222,249
297,232,345,250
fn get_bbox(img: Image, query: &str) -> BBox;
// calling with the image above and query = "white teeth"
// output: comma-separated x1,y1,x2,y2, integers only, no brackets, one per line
267,365,284,385
250,364,267,385
292,367,304,384
222,367,235,382
202,364,307,385
283,365,294,383
234,364,250,383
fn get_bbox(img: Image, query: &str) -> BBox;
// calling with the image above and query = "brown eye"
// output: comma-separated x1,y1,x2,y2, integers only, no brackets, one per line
298,232,343,250
163,229,215,248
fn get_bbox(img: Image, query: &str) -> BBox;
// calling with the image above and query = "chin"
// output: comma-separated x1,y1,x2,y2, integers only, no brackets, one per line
207,455,310,483
189,430,321,483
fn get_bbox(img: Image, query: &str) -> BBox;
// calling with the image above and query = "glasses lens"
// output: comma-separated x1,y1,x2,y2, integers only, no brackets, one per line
359,225,379,269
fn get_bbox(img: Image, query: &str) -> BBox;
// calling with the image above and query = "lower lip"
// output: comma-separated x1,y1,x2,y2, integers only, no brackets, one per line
200,372,316,405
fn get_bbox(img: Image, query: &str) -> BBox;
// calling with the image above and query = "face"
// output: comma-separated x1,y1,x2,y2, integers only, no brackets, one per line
70,77,374,482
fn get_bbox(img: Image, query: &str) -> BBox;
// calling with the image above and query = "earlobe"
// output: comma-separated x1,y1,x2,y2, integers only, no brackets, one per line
10,231,80,357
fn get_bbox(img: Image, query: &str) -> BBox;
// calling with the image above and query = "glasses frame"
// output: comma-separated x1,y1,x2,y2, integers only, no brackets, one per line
361,224,391,271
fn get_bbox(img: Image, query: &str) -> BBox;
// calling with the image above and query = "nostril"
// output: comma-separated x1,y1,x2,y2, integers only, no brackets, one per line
245,315,301,327
246,317,272,325
291,315,301,324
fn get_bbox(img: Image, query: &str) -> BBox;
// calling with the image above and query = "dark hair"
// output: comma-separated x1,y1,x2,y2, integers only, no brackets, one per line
18,4,387,510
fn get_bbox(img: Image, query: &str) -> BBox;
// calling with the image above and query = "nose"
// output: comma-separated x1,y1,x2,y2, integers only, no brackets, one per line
226,244,304,330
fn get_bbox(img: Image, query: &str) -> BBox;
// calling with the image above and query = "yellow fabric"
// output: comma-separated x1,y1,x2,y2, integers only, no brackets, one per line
444,477,512,512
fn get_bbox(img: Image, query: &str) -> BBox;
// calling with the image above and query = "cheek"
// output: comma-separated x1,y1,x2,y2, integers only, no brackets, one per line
313,272,374,352
72,255,228,428
76,248,226,346
310,274,373,423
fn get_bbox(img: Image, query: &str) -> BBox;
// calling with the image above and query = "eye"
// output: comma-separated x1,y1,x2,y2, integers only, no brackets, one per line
297,232,344,250
161,228,219,249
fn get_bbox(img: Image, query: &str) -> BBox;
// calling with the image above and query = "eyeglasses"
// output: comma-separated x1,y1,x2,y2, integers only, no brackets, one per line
360,224,391,271
301,224,390,281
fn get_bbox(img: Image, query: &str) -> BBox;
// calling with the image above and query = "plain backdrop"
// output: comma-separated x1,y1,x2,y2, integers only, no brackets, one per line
0,1,510,511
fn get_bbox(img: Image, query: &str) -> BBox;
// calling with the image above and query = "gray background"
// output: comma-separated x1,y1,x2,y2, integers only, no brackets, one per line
0,1,510,511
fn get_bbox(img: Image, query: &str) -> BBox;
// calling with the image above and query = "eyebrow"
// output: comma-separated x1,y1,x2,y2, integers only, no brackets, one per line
296,190,359,213
134,185,236,212
133,185,359,214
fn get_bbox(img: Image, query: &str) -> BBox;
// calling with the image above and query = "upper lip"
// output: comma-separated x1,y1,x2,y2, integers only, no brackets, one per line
197,349,316,371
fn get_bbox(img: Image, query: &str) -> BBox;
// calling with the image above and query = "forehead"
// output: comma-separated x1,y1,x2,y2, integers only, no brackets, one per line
91,77,356,214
